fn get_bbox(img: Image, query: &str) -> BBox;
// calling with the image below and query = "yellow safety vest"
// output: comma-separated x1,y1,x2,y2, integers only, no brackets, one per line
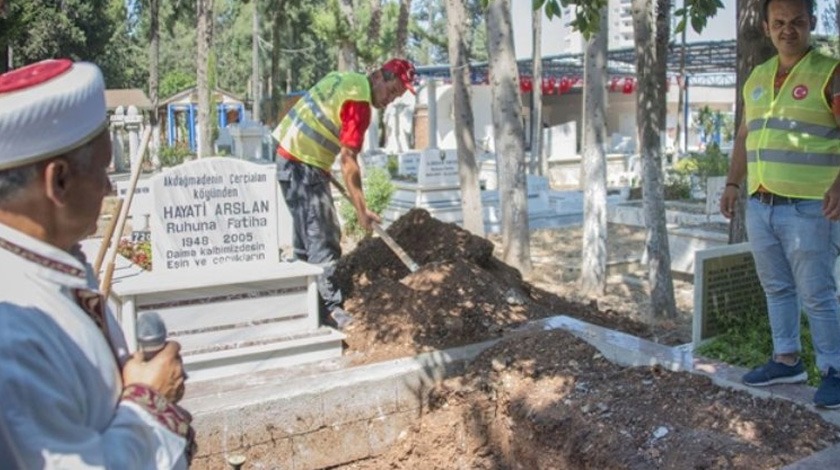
272,72,371,170
744,50,840,199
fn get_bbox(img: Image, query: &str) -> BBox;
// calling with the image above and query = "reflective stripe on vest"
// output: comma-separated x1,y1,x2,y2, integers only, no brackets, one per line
301,93,340,138
272,72,371,170
285,107,342,156
747,150,840,167
747,117,840,139
744,51,840,198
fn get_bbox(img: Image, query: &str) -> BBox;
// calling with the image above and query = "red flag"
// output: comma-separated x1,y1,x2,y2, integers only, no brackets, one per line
622,77,634,94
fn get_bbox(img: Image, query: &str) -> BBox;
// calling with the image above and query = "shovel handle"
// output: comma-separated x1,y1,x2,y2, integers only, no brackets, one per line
327,174,419,273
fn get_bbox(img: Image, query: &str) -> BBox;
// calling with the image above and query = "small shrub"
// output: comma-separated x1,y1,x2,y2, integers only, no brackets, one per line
338,168,395,239
627,174,691,201
663,169,693,200
386,154,399,178
159,143,194,168
673,143,730,182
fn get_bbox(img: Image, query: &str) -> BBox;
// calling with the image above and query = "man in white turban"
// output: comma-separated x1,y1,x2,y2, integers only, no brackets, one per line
0,59,194,468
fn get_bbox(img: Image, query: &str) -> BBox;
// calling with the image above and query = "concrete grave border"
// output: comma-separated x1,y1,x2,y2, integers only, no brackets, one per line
186,314,840,469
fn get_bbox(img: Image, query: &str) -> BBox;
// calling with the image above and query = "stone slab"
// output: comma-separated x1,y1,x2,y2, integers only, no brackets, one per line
661,224,729,275
692,243,766,347
149,158,280,273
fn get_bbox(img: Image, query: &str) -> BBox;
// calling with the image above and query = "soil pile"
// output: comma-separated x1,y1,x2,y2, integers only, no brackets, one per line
340,329,840,469
334,209,651,365
334,209,839,468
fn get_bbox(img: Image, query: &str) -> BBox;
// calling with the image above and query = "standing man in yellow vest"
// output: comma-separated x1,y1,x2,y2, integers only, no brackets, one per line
273,59,416,330
720,0,840,407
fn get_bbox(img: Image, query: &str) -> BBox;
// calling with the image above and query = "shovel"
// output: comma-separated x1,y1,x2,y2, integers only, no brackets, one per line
328,174,420,273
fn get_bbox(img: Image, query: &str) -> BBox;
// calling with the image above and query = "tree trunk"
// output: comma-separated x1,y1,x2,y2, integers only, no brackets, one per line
369,0,382,46
269,1,284,127
730,0,774,243
632,0,677,319
486,0,531,275
251,0,260,122
0,0,6,73
531,7,544,176
196,0,214,158
445,0,483,237
675,1,686,155
149,0,160,167
394,0,411,58
580,6,609,296
337,0,357,71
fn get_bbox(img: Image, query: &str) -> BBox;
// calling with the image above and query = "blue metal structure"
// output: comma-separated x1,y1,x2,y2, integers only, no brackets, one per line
164,97,245,151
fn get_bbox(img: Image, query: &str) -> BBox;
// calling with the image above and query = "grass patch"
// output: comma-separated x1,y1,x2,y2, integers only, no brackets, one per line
696,312,819,386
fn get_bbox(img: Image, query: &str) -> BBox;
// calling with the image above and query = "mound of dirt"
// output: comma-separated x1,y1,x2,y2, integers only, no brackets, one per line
342,331,840,470
335,209,652,365
340,329,840,469
331,209,840,469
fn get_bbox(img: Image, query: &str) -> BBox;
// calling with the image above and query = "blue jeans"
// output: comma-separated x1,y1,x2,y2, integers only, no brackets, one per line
746,197,840,373
277,158,343,316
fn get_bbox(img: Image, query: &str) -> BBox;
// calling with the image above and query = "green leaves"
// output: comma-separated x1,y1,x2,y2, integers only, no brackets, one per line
338,167,395,239
673,0,724,34
532,0,608,39
542,0,562,19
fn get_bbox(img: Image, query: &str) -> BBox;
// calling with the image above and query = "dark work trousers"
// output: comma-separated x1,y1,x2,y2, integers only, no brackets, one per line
277,157,343,321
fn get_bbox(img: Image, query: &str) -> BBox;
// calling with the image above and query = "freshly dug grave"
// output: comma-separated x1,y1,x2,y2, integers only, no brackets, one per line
333,210,839,468
335,209,653,365
338,329,840,469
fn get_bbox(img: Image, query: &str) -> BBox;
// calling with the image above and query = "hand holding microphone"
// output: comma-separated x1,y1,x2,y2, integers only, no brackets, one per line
137,311,167,361
123,312,187,403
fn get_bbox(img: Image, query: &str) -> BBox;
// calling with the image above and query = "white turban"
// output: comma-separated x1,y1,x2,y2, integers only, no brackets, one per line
0,59,107,171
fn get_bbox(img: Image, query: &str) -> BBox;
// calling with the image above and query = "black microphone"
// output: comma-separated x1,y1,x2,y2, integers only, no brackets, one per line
136,311,167,361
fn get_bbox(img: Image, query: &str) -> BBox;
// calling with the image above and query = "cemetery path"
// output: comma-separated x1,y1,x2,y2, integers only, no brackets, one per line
509,223,696,347
332,210,839,468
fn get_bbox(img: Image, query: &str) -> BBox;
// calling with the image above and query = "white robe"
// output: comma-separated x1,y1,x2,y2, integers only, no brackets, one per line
0,224,189,469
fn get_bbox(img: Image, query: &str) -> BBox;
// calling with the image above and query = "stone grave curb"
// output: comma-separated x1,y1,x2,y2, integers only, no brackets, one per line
186,315,840,469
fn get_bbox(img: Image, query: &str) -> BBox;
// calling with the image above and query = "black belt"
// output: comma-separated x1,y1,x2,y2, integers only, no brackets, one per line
751,192,804,205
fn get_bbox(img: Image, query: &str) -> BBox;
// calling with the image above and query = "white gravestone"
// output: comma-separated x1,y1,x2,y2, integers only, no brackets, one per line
150,158,279,272
397,152,421,178
417,149,459,187
545,121,577,160
109,106,127,172
383,149,462,226
228,121,266,161
360,150,389,176
705,176,726,215
125,106,144,168
116,179,154,241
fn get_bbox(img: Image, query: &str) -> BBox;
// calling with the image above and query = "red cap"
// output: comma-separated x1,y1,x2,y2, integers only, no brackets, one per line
381,58,416,95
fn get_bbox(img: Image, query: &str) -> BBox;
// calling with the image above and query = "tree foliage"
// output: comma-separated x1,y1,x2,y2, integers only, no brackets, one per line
3,0,112,63
532,0,608,39
0,0,145,86
674,0,725,34
311,0,405,70
99,0,147,89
